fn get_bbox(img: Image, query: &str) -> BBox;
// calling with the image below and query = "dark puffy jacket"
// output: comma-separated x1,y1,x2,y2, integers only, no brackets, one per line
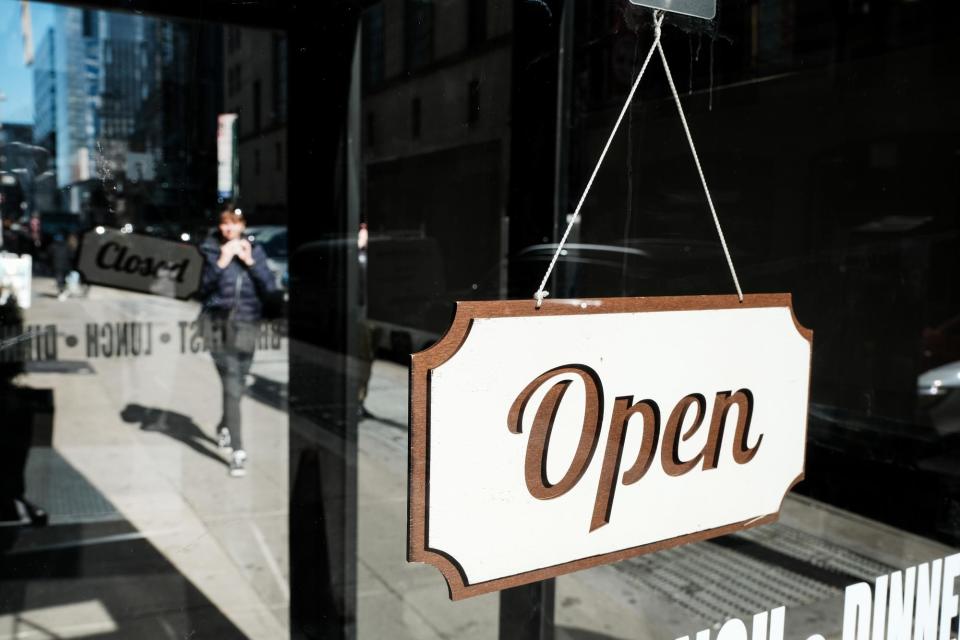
199,237,277,323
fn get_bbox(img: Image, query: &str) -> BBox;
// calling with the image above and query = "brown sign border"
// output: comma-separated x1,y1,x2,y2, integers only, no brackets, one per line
408,293,813,600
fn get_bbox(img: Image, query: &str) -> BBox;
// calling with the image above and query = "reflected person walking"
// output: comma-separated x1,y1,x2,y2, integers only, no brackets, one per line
199,204,277,476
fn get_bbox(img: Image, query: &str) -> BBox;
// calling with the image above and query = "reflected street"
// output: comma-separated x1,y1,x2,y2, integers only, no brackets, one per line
6,276,288,638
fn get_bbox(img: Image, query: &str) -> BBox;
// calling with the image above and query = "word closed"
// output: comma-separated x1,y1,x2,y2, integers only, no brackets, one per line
508,364,759,531
78,229,202,299
95,242,191,283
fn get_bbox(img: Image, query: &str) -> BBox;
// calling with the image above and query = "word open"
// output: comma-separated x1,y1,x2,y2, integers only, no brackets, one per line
508,364,761,531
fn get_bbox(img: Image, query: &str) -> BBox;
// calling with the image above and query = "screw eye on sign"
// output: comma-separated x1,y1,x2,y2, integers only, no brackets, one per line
408,294,812,600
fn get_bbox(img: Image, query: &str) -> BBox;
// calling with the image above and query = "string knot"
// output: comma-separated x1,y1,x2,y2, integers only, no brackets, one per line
653,10,664,38
534,290,549,309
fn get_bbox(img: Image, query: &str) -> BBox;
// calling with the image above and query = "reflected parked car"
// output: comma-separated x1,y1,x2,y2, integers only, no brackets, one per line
353,236,737,358
507,239,734,300
246,226,288,290
922,314,960,372
918,360,960,437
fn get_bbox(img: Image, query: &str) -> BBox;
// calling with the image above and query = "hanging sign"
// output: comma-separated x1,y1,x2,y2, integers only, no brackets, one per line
77,229,203,299
408,294,812,599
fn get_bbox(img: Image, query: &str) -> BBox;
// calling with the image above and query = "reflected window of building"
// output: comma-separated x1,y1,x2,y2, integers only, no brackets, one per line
404,0,433,72
467,0,486,48
252,79,261,132
272,34,287,122
366,111,376,149
467,78,479,126
411,97,421,139
362,3,385,88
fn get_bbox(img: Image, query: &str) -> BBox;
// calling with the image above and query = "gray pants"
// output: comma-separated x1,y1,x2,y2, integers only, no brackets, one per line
209,321,257,451
213,349,253,451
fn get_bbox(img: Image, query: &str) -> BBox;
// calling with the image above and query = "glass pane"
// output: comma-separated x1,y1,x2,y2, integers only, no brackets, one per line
1,3,289,637
7,0,957,637
353,0,960,638
550,0,960,638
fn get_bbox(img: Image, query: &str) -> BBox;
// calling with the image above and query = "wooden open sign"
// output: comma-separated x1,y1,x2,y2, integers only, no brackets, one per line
408,294,812,600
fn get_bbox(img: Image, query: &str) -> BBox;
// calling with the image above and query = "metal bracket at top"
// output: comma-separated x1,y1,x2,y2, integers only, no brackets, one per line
627,0,716,20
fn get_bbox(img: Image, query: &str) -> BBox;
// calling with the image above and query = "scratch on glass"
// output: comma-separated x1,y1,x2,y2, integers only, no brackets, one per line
0,329,42,352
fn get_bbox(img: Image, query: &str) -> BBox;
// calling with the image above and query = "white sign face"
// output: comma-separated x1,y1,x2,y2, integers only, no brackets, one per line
408,294,812,599
0,254,32,308
77,229,202,299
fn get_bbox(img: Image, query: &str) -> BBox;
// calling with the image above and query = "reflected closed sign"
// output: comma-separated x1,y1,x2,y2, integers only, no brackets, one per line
408,294,812,599
77,229,203,299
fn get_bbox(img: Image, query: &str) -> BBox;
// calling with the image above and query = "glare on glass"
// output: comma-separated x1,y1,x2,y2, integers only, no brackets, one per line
627,0,716,20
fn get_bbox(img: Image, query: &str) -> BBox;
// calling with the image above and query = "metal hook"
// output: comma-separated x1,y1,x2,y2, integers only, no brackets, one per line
627,0,716,21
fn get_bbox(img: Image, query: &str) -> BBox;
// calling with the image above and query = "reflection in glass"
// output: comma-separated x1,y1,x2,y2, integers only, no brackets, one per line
1,3,289,637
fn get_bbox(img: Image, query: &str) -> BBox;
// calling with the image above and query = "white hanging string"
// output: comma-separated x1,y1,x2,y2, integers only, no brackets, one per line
533,10,743,308
655,24,743,302
533,12,665,309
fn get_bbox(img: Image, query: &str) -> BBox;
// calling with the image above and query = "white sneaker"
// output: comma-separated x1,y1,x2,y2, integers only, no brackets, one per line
229,450,247,477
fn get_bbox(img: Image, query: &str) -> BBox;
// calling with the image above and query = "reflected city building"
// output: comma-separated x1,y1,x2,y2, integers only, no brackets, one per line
360,0,512,353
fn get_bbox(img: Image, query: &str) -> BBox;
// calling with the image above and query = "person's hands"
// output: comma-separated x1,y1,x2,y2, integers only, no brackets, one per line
217,239,242,268
237,239,255,266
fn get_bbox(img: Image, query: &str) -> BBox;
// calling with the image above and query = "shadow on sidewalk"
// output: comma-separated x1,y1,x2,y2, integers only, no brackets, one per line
120,404,227,468
2,516,247,638
246,373,287,411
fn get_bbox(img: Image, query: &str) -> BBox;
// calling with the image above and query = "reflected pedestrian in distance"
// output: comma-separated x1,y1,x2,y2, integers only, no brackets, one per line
199,203,277,477
1,218,21,255
28,213,41,252
0,292,47,539
49,233,73,301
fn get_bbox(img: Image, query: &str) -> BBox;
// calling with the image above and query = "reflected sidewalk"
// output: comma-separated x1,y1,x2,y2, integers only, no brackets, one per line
10,277,289,639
